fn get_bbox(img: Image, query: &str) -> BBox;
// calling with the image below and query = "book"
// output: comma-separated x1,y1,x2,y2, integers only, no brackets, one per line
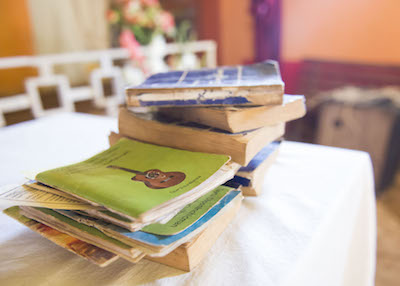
147,189,242,271
118,108,285,166
6,186,242,271
3,135,244,269
159,94,306,133
4,206,119,267
126,60,284,107
55,188,241,258
79,185,233,236
35,138,237,230
225,141,281,196
0,182,101,210
19,206,146,263
20,188,242,259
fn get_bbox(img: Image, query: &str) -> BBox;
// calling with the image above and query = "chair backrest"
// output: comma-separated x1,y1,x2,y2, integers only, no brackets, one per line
0,41,217,127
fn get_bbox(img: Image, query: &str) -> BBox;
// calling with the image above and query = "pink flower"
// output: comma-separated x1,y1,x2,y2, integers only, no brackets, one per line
140,0,159,7
119,29,145,62
159,11,175,34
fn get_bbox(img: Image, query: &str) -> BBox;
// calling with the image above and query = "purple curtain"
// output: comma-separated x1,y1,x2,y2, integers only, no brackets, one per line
251,0,281,62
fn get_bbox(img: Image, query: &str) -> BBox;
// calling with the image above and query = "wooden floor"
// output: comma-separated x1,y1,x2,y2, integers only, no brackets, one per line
376,172,400,286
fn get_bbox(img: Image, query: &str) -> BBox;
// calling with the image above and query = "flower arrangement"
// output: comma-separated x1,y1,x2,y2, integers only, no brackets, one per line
107,0,176,46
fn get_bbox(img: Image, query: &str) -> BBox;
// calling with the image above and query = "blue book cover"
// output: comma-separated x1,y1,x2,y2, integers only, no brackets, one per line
225,141,281,187
56,190,240,247
238,141,281,172
126,60,284,107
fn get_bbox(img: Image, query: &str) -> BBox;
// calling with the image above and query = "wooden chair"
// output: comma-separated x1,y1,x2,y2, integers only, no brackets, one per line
0,41,217,127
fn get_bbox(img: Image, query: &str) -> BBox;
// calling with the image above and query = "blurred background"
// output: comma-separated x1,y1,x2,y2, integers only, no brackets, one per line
0,1,399,284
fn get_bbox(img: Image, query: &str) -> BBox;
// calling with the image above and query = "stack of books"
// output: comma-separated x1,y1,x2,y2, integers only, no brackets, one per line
116,60,306,196
2,60,305,271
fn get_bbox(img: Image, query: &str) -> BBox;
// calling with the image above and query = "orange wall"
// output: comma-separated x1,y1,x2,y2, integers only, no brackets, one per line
282,0,400,64
197,0,254,65
218,0,254,65
0,0,36,96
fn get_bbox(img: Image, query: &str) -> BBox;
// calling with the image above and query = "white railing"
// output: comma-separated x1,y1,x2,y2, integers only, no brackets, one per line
0,40,217,127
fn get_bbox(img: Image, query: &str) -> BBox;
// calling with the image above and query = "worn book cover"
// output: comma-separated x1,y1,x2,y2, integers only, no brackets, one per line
126,60,284,107
159,94,306,133
148,189,242,271
225,141,281,196
118,108,285,165
20,206,145,263
36,138,230,222
4,206,119,267
140,186,231,235
46,189,241,257
57,185,235,240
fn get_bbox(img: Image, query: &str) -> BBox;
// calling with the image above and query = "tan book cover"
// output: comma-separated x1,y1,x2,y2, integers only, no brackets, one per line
118,108,285,166
160,95,306,133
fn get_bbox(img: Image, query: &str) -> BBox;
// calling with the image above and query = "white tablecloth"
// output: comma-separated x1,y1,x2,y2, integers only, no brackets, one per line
0,113,376,286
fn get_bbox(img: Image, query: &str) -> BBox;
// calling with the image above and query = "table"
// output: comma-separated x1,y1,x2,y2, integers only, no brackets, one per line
0,113,376,286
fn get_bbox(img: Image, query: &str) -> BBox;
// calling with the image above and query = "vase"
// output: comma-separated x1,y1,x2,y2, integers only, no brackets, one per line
122,63,145,86
145,34,169,74
177,51,199,70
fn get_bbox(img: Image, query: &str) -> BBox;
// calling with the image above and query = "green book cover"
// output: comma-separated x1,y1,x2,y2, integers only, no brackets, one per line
142,185,231,235
36,138,230,219
33,207,132,249
59,186,232,236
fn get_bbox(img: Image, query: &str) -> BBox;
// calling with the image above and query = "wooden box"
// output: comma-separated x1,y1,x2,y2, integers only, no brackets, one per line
316,101,400,191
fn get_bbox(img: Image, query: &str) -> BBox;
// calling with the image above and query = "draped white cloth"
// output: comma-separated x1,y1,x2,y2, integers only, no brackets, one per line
0,113,376,286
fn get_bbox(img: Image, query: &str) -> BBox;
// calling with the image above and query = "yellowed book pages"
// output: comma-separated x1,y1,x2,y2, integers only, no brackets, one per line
0,183,96,210
118,108,285,166
4,206,119,267
160,95,306,133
